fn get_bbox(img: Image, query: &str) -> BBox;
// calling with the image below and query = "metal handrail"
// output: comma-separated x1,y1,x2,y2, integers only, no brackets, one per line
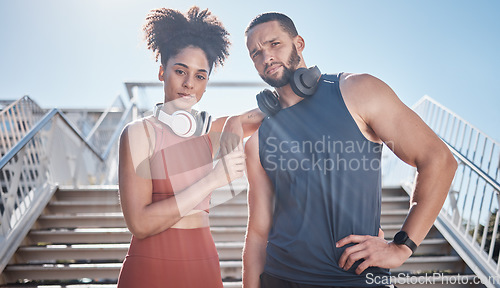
0,96,45,155
414,95,499,182
0,99,138,170
101,97,135,160
85,94,124,142
0,95,136,274
0,109,103,169
382,95,500,287
0,95,42,116
0,108,54,167
444,140,500,194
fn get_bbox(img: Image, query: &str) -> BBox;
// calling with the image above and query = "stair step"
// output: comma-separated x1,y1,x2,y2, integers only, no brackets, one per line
16,244,129,262
15,242,245,262
47,201,121,214
382,187,408,197
39,214,248,229
223,282,243,288
37,214,127,229
219,261,242,280
55,186,119,202
211,227,246,242
28,226,246,244
29,228,132,244
2,261,242,283
52,188,247,213
211,184,247,203
380,209,408,225
210,202,247,216
381,196,410,210
209,213,248,227
3,263,123,283
392,256,465,274
412,238,451,256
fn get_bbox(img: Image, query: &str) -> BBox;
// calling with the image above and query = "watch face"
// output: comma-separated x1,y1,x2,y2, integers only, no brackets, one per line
394,231,407,244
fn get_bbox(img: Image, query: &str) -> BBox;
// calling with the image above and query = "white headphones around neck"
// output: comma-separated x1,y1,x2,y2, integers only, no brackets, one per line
153,103,212,137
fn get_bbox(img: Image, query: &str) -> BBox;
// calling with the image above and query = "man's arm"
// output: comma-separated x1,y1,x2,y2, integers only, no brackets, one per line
242,131,274,288
337,74,458,274
219,108,265,157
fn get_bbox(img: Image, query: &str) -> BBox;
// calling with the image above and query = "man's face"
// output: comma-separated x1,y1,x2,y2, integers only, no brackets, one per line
246,21,300,88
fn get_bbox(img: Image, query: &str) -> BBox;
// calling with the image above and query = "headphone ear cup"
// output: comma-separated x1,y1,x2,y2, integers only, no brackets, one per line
170,110,197,137
290,66,321,98
194,111,212,136
257,89,281,117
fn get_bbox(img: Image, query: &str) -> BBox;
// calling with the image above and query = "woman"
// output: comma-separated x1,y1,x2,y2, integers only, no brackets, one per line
117,7,255,287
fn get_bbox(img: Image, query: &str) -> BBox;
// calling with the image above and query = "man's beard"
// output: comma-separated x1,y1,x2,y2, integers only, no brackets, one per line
260,45,301,88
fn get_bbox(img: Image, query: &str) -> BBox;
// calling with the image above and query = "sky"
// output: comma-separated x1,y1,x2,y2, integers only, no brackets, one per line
1,0,499,142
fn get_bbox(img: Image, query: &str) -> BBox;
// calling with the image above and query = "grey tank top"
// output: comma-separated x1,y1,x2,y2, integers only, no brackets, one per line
258,73,390,286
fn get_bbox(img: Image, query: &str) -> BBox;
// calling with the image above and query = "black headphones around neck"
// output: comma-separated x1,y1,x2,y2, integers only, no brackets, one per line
256,66,321,117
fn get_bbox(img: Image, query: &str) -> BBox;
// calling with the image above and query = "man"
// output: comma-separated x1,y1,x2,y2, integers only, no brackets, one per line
242,12,457,288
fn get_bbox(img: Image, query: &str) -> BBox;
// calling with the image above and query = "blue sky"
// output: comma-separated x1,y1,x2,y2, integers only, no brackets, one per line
1,0,499,142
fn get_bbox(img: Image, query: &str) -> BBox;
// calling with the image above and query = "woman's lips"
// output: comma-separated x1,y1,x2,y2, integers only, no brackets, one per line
178,93,195,99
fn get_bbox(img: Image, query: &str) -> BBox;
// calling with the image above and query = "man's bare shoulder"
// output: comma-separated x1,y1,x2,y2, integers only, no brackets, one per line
341,73,387,92
340,72,399,106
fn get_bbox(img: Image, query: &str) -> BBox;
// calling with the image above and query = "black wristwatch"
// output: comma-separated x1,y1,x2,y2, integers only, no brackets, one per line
393,230,417,254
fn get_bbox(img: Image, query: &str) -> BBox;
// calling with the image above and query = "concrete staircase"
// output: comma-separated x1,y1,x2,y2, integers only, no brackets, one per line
0,181,484,287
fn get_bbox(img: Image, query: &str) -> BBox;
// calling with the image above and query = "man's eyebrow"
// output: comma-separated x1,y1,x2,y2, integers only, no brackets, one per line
173,62,208,74
250,37,279,56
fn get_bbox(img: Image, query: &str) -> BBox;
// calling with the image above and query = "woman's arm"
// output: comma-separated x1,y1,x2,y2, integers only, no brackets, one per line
119,120,245,239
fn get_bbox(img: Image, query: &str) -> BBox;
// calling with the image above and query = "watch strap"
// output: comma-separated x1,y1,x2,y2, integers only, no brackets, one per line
404,237,418,253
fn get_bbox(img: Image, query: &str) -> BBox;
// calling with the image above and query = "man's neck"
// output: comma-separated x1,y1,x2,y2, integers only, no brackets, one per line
276,84,304,108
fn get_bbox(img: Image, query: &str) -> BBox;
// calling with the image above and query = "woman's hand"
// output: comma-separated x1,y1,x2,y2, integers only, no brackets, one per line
211,143,246,188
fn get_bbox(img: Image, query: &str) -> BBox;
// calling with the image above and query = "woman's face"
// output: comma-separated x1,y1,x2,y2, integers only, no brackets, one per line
159,46,210,112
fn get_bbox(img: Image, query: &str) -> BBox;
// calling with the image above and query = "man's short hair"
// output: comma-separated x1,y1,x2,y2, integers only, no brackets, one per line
245,12,298,38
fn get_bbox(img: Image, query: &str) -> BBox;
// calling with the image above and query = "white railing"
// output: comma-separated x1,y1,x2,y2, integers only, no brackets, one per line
382,96,500,287
0,96,45,156
0,96,136,273
85,94,127,155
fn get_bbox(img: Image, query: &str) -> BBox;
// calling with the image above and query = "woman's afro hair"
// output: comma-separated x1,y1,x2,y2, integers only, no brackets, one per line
143,6,230,71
